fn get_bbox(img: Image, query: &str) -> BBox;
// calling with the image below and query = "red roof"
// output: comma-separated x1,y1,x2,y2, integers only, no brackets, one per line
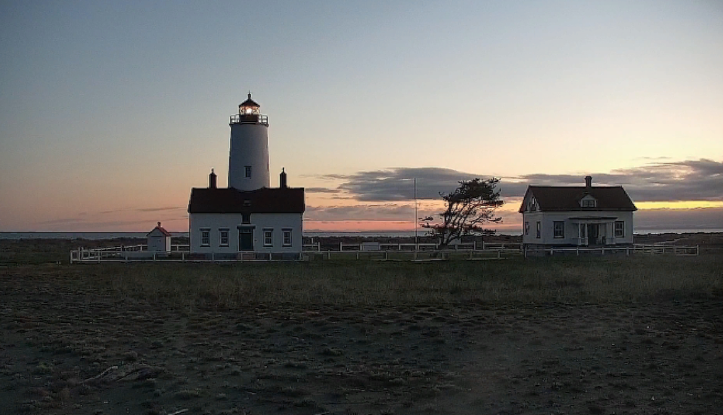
518,186,637,213
147,225,172,237
188,187,305,214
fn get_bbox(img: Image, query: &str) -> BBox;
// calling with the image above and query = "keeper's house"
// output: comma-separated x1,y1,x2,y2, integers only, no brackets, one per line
188,170,304,255
519,176,636,248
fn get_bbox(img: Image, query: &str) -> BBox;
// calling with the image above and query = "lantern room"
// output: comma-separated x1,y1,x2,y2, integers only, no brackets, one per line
230,93,268,126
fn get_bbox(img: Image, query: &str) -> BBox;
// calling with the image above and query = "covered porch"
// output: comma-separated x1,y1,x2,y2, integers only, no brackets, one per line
570,216,618,246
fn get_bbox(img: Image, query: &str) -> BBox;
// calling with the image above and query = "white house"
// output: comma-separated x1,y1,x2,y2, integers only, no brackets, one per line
519,176,636,247
187,94,305,257
147,222,172,252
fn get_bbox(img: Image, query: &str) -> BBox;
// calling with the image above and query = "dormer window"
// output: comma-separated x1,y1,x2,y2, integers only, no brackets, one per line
580,196,597,208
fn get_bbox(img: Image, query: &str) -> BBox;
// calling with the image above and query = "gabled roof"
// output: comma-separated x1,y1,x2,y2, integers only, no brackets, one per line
188,187,305,214
147,224,172,237
518,186,637,213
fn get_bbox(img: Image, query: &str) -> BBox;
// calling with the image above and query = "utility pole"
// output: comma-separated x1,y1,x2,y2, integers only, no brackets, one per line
414,177,418,250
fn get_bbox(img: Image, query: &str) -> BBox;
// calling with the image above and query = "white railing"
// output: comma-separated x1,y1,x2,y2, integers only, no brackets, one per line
69,243,699,263
302,241,523,252
523,244,699,257
229,113,268,125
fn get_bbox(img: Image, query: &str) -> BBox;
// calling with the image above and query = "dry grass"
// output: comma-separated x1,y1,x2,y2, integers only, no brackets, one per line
30,254,716,308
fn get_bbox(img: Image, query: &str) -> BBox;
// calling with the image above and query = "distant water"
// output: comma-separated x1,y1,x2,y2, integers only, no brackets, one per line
0,232,188,240
1,228,721,240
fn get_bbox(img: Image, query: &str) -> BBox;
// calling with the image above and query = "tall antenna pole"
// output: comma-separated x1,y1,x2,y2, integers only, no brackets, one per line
414,178,418,249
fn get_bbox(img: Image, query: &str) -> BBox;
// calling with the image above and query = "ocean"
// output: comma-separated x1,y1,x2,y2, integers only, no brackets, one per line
0,228,721,240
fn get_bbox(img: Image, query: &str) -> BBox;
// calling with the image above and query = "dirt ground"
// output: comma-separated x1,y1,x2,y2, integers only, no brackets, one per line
1,265,722,415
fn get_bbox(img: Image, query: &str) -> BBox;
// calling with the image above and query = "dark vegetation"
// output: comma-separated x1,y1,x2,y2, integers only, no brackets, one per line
0,237,722,414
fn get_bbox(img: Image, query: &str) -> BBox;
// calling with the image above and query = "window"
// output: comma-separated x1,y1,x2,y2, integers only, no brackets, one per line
581,198,596,208
615,221,624,238
282,229,292,247
553,221,564,238
536,222,541,239
263,229,273,247
200,228,210,247
219,229,229,247
244,166,252,178
242,213,251,224
524,221,530,236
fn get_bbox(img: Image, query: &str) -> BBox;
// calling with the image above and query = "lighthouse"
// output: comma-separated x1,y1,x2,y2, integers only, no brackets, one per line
228,93,270,190
188,95,305,257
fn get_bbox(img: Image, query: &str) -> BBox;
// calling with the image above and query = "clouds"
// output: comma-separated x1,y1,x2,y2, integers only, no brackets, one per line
311,158,722,203
522,159,723,202
33,206,187,231
305,204,415,222
636,207,723,231
335,167,504,201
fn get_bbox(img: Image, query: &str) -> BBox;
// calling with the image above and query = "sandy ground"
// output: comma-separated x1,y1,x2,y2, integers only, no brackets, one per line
1,266,722,415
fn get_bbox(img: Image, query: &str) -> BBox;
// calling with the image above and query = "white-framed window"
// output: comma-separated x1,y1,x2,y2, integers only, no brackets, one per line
245,166,252,178
282,229,292,247
200,228,210,247
263,228,273,247
219,228,229,247
553,221,564,238
524,221,530,236
581,198,596,208
536,222,541,239
615,221,625,238
242,213,251,224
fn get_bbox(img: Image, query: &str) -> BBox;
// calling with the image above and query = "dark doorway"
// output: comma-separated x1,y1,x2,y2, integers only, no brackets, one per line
587,224,599,245
239,228,254,251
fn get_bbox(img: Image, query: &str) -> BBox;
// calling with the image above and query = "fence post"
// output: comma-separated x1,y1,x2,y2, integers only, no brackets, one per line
696,245,699,256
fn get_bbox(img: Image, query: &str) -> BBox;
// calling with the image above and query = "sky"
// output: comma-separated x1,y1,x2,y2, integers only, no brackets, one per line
1,0,722,233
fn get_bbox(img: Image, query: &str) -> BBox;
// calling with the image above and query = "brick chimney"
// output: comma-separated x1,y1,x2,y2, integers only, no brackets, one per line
209,168,217,189
280,168,287,188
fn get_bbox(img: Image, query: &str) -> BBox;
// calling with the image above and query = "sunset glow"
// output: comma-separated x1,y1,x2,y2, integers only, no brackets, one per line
0,2,721,233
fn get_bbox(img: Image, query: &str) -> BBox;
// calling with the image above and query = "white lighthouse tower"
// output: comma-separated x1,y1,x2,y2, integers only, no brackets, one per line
228,93,270,190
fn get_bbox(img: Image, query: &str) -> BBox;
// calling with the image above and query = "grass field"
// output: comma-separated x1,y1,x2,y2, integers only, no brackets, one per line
1,240,722,414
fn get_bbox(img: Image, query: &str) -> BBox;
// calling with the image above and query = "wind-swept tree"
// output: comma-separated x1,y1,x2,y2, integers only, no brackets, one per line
421,178,503,249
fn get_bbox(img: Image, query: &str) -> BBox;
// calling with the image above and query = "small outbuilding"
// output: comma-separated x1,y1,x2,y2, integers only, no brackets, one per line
147,222,172,252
